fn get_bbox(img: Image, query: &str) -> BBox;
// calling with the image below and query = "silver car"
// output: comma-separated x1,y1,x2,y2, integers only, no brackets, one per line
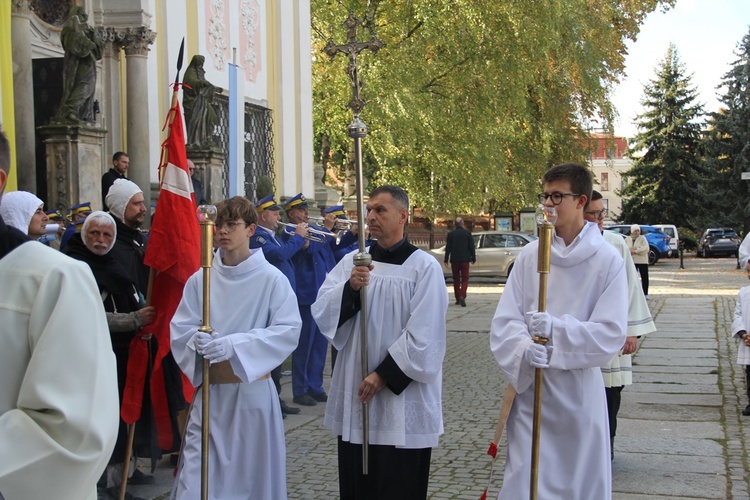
428,231,538,278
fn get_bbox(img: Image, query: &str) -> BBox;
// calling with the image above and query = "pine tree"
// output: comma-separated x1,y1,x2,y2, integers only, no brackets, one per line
619,45,705,228
701,28,750,236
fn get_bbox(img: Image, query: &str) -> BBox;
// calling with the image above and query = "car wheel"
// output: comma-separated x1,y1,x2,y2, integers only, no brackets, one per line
704,246,712,258
648,248,658,266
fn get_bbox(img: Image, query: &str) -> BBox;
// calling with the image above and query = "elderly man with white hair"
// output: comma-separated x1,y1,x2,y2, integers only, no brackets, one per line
64,210,157,496
0,190,49,239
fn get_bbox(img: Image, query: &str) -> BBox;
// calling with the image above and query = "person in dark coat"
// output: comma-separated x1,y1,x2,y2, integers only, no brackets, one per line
102,152,128,211
444,217,476,307
63,210,158,495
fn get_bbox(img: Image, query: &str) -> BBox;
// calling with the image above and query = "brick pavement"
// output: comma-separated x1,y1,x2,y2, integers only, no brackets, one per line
130,255,750,499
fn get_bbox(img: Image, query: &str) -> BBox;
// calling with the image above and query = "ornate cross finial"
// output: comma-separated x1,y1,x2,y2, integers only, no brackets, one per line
323,11,385,116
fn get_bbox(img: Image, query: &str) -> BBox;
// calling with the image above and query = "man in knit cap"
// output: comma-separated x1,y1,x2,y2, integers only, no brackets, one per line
106,179,149,295
0,191,49,240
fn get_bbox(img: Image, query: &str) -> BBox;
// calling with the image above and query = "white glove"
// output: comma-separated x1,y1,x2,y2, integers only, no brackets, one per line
202,335,235,364
524,342,549,369
526,311,553,339
193,332,213,355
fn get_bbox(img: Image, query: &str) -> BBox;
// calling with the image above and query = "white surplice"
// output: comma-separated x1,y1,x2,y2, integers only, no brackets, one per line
601,230,656,387
0,242,119,500
490,221,628,500
170,249,301,500
312,247,448,449
731,286,750,365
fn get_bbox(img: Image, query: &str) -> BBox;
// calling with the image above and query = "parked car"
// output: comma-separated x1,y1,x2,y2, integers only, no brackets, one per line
604,225,671,265
652,224,679,257
428,231,538,278
696,228,740,258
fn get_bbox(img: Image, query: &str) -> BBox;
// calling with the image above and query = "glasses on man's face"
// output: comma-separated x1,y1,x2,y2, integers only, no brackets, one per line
537,192,581,205
584,208,608,219
216,220,248,232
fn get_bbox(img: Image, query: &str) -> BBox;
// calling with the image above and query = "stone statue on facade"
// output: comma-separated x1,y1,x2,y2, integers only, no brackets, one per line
183,55,218,149
54,6,103,124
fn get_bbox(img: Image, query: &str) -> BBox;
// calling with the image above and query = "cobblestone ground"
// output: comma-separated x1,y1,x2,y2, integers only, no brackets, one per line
285,333,507,499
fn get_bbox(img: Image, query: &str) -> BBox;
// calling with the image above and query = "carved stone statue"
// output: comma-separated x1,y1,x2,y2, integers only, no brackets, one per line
54,6,103,124
183,55,218,148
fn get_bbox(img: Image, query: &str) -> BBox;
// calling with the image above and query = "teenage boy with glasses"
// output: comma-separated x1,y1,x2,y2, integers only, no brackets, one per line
170,196,302,499
490,163,628,499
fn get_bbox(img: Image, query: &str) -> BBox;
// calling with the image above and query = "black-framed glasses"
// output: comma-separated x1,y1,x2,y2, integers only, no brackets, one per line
585,208,608,219
216,220,249,232
537,192,581,205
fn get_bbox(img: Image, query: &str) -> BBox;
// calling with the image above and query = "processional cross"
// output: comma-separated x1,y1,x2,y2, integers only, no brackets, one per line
323,11,384,475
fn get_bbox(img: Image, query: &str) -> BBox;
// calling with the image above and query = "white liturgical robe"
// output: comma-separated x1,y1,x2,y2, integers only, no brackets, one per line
0,241,119,500
170,249,301,500
601,230,656,387
490,221,628,500
312,245,448,449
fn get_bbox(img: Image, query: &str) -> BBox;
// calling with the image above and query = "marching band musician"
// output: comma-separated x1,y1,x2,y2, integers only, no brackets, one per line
283,193,338,407
170,196,301,499
312,185,447,499
250,193,307,417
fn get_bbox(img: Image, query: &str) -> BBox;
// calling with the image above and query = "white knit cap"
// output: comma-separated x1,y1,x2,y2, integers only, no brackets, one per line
105,179,142,222
0,191,44,235
631,224,640,233
82,211,117,254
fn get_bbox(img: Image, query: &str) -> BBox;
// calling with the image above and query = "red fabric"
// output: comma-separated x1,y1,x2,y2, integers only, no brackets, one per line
121,337,149,424
120,99,200,451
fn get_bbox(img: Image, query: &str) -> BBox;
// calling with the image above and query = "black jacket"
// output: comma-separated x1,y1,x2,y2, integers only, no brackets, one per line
444,226,476,264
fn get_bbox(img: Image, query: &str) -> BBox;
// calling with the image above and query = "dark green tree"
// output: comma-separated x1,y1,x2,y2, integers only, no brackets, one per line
619,45,705,227
701,28,750,235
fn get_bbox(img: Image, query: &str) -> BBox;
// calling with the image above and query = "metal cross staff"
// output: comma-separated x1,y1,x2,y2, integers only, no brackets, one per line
323,11,384,476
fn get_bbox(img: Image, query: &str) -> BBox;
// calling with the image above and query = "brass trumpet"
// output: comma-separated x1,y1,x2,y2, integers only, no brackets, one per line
278,222,341,244
308,215,359,232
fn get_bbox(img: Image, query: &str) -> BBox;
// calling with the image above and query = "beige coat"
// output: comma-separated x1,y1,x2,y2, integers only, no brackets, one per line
625,233,649,265
0,242,119,500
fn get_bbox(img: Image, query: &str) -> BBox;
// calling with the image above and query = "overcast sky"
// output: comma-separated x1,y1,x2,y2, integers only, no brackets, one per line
610,0,750,139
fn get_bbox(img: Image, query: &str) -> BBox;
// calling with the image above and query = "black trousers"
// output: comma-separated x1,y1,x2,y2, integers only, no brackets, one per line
605,385,624,441
745,365,750,402
635,263,649,295
337,437,432,500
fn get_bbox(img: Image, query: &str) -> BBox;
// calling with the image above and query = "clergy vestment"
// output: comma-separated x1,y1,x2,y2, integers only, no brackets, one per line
0,236,119,500
490,221,628,500
312,240,447,498
601,230,656,387
170,249,301,500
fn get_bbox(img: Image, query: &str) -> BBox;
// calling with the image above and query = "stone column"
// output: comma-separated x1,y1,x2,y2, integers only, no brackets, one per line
98,28,125,159
11,0,36,192
188,150,226,204
121,27,156,223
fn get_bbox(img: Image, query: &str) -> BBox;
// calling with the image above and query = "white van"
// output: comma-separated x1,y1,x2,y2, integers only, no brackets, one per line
653,224,679,257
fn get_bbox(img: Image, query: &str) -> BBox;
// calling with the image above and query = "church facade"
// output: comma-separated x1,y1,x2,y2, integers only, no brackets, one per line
0,0,315,218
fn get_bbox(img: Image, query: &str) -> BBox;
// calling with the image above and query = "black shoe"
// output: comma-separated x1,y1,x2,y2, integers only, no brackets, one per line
459,297,466,307
293,394,317,406
128,469,155,485
280,399,300,415
311,391,328,402
743,404,750,416
455,299,460,305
